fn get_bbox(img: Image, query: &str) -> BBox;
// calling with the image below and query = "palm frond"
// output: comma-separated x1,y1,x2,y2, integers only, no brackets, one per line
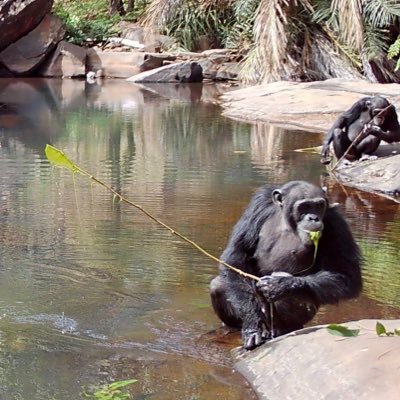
223,0,258,49
140,0,184,28
312,0,339,31
251,0,291,82
364,25,389,59
363,0,400,28
331,0,363,50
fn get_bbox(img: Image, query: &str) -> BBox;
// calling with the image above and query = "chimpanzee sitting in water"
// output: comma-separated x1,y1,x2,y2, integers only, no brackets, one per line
210,181,362,350
320,95,400,164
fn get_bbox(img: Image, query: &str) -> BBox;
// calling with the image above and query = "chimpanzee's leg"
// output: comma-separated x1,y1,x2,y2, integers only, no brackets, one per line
210,276,242,328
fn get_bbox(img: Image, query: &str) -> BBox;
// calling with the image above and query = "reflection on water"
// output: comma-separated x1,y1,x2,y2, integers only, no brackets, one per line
0,78,399,399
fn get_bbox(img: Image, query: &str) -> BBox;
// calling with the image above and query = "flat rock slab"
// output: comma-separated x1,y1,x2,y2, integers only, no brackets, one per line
234,319,400,400
221,78,400,132
335,153,400,200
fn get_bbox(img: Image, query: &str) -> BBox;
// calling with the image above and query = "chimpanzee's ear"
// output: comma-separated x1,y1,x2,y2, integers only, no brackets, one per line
272,189,283,206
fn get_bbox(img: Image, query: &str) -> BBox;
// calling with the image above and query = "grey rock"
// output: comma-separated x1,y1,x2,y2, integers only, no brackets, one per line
39,40,86,77
127,61,203,83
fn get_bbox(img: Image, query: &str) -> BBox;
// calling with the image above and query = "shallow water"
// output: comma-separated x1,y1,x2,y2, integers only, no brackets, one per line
0,78,399,399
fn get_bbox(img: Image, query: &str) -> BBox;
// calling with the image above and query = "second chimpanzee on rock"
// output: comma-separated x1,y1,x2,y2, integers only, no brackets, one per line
210,181,362,350
321,95,400,164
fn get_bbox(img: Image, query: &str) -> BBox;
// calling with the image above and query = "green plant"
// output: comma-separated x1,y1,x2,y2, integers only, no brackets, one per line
52,0,121,45
388,36,400,71
83,379,137,400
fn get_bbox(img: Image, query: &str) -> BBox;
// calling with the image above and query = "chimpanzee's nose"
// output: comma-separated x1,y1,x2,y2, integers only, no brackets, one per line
306,214,319,222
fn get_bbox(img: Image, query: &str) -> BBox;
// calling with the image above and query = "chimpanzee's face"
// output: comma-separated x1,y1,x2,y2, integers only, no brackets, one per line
272,182,328,244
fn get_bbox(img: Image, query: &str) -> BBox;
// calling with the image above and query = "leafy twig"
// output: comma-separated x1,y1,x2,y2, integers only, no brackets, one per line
45,144,260,282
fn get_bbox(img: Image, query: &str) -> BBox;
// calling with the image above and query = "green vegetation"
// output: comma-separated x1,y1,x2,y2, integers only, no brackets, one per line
327,322,400,337
83,379,137,400
52,0,400,83
388,36,400,71
52,0,149,44
326,324,360,337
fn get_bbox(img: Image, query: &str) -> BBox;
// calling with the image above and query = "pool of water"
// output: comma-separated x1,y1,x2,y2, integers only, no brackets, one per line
0,78,399,399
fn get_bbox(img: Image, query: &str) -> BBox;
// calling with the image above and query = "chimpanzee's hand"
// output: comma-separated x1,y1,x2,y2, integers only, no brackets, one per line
363,123,383,136
256,272,301,302
320,145,331,165
242,326,269,350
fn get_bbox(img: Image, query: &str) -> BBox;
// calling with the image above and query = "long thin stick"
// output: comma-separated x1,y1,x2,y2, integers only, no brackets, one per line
45,145,261,282
331,103,393,171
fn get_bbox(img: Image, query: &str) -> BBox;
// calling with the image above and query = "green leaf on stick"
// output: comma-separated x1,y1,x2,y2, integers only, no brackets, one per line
326,324,360,337
45,144,80,173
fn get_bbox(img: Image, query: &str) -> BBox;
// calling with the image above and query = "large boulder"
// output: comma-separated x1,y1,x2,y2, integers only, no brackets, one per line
0,0,53,52
86,49,174,78
127,61,203,83
235,320,400,400
39,41,86,78
0,14,65,76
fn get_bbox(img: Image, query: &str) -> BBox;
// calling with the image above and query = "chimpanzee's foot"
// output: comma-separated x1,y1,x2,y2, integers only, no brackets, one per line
360,154,378,161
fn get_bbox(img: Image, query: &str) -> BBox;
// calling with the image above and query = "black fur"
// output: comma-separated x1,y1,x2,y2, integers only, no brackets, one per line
210,181,362,350
321,95,400,163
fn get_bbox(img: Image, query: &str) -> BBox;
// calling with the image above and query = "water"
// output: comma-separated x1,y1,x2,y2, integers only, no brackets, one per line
0,78,399,399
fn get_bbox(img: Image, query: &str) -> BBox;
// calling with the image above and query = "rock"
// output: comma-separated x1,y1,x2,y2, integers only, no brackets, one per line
87,49,148,78
234,320,400,400
335,153,400,199
215,62,240,81
127,61,203,83
39,41,86,77
0,14,65,76
86,49,174,78
141,53,177,71
117,22,175,51
198,59,218,80
221,79,400,131
0,0,53,52
201,49,232,57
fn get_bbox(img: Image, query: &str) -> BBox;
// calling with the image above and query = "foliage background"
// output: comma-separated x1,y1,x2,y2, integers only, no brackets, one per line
52,0,400,83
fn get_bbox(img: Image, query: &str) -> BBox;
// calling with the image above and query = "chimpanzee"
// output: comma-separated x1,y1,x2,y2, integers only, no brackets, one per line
320,95,400,164
210,181,362,350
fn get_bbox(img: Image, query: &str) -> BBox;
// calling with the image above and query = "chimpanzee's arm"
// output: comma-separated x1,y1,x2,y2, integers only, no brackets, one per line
321,115,348,159
365,124,400,143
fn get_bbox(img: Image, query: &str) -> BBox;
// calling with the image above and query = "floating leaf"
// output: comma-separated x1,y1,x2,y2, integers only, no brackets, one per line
45,144,80,173
376,321,387,336
326,324,360,337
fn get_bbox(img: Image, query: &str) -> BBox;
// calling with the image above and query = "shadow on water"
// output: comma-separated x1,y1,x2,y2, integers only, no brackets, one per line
0,78,399,399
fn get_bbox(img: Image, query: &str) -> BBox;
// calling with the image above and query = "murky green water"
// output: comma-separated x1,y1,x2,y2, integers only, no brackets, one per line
0,79,399,400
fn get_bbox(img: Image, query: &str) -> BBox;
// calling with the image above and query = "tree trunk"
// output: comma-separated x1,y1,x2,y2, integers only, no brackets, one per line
126,0,135,12
109,0,125,15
